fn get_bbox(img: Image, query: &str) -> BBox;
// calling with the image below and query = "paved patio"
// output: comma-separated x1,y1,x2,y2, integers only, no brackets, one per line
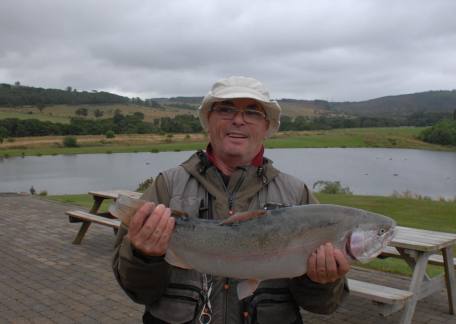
0,194,454,324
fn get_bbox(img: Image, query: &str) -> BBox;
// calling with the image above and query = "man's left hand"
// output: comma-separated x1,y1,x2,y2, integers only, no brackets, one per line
306,242,350,284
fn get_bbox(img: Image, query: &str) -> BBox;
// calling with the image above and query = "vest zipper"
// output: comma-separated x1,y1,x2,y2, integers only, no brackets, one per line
219,168,245,215
212,168,246,323
223,278,229,324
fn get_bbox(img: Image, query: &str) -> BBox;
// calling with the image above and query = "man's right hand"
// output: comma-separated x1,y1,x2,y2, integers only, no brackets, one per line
127,202,175,256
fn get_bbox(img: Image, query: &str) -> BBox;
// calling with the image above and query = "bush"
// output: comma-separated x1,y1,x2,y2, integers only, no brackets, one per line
63,136,78,147
136,177,154,192
0,126,7,143
38,190,48,196
105,130,115,138
313,180,353,195
419,119,456,145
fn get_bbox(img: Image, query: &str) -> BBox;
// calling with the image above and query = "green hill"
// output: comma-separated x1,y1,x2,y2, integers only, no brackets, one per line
0,83,130,107
331,90,456,117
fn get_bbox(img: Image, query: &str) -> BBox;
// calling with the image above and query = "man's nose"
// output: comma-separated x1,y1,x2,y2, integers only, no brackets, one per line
231,110,246,124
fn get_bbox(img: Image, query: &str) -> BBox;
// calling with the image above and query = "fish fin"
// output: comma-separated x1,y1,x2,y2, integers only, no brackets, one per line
164,249,193,269
171,209,189,218
220,210,267,225
237,279,260,300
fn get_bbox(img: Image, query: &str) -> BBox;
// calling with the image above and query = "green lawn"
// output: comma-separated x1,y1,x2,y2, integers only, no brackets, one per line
266,127,449,151
0,111,70,123
47,192,456,277
316,193,456,276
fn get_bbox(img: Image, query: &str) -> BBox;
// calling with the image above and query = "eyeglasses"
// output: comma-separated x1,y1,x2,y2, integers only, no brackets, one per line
210,104,267,123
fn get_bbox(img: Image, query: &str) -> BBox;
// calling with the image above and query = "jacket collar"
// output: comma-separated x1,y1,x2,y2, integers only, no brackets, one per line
180,150,280,201
205,144,265,168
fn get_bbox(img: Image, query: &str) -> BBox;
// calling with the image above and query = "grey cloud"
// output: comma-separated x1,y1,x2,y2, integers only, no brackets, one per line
1,0,455,101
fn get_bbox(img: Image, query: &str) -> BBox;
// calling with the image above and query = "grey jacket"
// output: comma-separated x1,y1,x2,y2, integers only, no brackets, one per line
113,151,348,324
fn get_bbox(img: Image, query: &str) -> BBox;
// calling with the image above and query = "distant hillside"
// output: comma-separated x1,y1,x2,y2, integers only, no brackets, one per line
2,83,455,120
149,97,333,117
0,83,130,106
331,90,456,117
152,91,456,118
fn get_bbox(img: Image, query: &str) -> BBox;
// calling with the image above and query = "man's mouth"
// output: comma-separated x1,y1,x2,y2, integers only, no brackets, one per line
226,132,248,139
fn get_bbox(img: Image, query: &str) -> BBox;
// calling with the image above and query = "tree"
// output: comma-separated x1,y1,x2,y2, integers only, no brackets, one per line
37,103,46,112
14,81,21,87
0,126,7,143
133,111,145,121
94,109,104,118
75,107,88,117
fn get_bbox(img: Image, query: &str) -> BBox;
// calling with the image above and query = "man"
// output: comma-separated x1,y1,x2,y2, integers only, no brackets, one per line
113,76,350,324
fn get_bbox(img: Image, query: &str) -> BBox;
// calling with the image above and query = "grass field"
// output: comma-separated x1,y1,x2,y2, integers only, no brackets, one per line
1,127,454,158
0,110,70,123
47,192,456,277
0,104,189,123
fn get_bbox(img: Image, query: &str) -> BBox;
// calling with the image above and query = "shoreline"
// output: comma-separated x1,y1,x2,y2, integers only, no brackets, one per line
1,127,455,158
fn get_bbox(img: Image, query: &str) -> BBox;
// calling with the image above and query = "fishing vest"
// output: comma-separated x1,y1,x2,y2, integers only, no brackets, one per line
145,154,311,324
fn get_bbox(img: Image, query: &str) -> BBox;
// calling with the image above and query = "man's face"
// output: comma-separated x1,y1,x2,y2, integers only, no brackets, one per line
207,98,269,164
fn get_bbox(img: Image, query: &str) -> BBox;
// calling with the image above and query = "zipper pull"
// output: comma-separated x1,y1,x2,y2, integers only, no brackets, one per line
228,195,234,215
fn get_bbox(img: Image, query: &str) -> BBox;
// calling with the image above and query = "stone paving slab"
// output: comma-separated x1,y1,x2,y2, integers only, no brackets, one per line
0,195,455,324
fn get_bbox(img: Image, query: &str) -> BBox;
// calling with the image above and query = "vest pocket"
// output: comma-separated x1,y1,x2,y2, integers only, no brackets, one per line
247,284,302,324
255,301,299,324
148,285,202,324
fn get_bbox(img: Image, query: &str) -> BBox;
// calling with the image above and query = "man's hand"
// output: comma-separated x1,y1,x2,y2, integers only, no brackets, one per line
127,202,175,257
306,242,350,284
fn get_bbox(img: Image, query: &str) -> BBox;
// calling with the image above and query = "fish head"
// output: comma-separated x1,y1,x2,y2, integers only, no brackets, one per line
346,218,397,263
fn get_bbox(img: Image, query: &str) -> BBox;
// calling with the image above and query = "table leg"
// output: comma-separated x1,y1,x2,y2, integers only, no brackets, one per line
400,252,430,324
90,197,104,214
443,247,456,314
72,221,91,245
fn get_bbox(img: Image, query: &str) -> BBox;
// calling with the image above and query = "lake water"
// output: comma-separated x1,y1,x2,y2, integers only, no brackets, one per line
0,148,455,199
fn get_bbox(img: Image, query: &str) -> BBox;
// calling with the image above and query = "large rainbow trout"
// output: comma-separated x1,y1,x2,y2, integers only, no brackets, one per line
110,195,396,298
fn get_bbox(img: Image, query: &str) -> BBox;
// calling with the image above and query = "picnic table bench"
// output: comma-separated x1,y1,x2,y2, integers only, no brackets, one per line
67,190,141,244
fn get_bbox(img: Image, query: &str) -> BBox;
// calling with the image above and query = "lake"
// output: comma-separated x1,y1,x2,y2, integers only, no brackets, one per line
0,148,455,199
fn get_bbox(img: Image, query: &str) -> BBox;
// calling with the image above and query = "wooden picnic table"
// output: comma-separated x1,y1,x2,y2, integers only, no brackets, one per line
378,226,456,324
68,190,142,244
87,190,142,214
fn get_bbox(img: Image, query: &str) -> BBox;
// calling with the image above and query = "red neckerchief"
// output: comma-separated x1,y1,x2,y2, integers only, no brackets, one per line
205,144,264,167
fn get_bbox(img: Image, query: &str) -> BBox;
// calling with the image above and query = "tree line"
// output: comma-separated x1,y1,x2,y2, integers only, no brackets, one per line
0,83,130,107
0,111,453,142
279,111,452,131
0,113,202,139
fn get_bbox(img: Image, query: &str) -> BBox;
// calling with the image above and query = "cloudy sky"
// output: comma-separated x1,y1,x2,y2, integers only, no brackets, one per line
1,0,455,101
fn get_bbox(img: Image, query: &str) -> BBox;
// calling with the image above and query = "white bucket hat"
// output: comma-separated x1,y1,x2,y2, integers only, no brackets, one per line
198,76,281,137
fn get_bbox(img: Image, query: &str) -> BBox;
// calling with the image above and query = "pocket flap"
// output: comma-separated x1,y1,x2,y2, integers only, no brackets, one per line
256,302,298,324
149,296,198,324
